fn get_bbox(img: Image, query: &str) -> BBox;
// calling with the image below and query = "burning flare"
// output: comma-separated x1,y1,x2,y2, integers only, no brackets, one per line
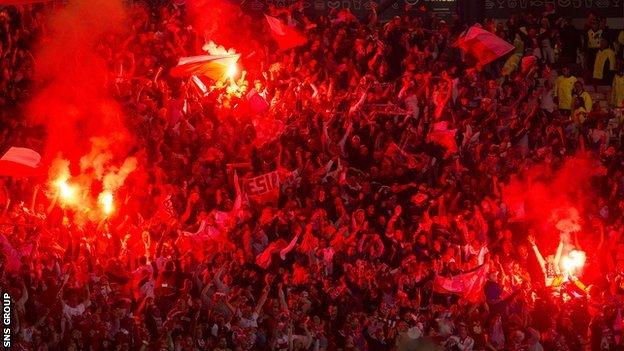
226,63,238,79
56,179,77,203
561,250,586,275
98,191,114,216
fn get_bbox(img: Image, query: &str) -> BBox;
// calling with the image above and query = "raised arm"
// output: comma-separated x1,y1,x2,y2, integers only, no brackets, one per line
528,235,546,272
254,283,270,315
553,239,563,270
30,184,40,212
280,228,301,260
278,283,289,312
180,192,199,224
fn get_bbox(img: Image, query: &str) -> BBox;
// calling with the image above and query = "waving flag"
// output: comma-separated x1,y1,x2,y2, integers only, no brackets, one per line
256,239,288,269
0,147,42,177
0,234,29,272
433,264,489,303
455,25,514,66
170,54,240,80
246,89,269,114
265,15,307,51
427,122,458,157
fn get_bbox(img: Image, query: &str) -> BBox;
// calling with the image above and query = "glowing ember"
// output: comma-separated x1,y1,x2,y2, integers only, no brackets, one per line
561,250,586,275
98,191,114,215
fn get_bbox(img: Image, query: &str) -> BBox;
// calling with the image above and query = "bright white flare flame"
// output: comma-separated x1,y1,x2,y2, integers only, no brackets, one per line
202,41,239,80
226,63,238,79
98,191,114,215
561,250,586,275
56,179,76,203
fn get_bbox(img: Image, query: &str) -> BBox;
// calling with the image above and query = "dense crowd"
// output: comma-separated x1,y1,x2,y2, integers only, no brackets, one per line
2,1,624,350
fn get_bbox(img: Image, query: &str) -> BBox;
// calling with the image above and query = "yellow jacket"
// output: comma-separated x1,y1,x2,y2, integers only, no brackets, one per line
593,48,616,79
555,76,577,110
588,29,603,49
502,53,522,76
579,91,593,111
618,30,624,58
613,74,624,108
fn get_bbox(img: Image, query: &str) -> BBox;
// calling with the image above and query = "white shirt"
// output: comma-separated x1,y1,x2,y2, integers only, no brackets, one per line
63,302,86,317
238,312,259,328
458,335,475,350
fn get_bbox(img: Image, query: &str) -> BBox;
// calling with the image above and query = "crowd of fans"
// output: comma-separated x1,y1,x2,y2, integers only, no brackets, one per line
2,1,624,350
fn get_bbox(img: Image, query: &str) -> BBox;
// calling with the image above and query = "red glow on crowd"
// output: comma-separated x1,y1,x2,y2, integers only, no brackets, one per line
0,0,623,350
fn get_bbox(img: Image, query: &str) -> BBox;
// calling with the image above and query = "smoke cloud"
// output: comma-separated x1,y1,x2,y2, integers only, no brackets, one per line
502,153,604,242
27,0,129,164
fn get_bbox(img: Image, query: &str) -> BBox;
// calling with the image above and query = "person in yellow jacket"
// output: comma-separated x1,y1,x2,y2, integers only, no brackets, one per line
593,39,616,84
501,53,522,77
613,67,624,108
586,22,603,70
572,97,588,126
554,67,577,114
573,81,593,112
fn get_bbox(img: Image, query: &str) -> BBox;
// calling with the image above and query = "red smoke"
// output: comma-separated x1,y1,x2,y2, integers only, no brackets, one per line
186,0,267,72
502,153,604,240
27,0,130,166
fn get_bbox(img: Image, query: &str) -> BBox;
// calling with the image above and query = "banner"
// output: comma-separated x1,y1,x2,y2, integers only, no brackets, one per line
484,0,624,18
433,264,489,303
245,170,280,204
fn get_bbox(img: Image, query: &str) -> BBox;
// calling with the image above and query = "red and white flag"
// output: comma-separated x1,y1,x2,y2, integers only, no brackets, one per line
170,54,240,80
0,147,42,177
433,264,489,303
246,89,269,114
455,25,514,66
265,15,307,51
256,239,288,269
